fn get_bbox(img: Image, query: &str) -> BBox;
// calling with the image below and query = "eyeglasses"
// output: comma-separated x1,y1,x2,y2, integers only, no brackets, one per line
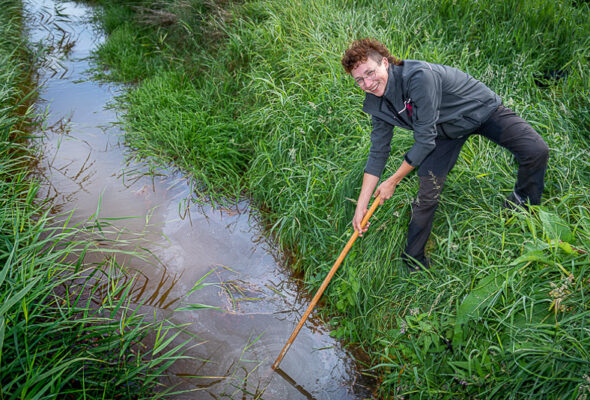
354,69,376,87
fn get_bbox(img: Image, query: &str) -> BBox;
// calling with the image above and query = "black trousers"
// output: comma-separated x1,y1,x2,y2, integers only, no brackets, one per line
403,105,549,267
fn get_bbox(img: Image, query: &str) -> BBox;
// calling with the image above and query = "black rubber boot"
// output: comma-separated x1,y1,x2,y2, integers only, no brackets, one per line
401,252,431,272
503,192,529,212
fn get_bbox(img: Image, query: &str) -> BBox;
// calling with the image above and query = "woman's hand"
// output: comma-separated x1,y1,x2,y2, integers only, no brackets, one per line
374,178,398,205
350,161,413,236
352,206,370,236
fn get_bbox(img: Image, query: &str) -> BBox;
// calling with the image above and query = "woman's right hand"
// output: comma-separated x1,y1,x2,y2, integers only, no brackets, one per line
352,172,381,236
352,206,370,236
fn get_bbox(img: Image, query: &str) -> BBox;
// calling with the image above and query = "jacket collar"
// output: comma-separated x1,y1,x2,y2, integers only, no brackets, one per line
383,63,398,99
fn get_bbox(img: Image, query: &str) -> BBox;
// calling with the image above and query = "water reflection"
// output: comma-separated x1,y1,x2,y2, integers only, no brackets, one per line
28,0,375,398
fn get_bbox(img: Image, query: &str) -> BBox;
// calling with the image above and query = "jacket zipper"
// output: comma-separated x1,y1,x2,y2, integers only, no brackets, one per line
398,98,413,118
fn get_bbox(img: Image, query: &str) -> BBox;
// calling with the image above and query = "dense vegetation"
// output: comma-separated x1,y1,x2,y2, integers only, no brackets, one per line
88,0,589,397
0,1,184,397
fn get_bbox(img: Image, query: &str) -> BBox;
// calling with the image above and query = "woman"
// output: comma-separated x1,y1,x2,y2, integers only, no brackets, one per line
341,38,549,270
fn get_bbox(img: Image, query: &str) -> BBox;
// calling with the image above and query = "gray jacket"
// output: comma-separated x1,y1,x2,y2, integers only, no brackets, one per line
363,60,501,177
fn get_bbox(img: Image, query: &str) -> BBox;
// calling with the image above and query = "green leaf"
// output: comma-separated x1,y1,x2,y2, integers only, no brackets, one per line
457,274,502,322
0,275,42,316
510,250,552,266
453,273,503,346
186,268,218,296
351,279,360,293
175,303,223,312
423,334,432,354
538,209,573,242
557,241,576,254
0,316,4,366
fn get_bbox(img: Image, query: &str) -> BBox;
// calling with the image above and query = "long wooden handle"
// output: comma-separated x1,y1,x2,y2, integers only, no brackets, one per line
272,195,381,370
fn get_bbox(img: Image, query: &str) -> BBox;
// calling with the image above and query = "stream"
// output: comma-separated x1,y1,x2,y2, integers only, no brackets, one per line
27,0,374,399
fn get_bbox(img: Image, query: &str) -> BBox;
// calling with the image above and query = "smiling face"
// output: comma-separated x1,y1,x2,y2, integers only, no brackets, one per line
350,56,389,97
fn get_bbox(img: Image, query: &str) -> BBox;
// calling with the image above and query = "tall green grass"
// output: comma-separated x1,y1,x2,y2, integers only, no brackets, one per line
90,0,589,397
1,2,187,397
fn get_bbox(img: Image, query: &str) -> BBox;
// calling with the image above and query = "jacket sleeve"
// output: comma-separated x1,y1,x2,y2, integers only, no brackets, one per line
404,68,442,167
364,115,394,178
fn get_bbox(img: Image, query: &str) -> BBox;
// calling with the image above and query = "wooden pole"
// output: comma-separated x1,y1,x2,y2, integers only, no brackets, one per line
271,195,381,370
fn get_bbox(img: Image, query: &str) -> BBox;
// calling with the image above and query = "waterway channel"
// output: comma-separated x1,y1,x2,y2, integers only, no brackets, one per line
27,1,374,398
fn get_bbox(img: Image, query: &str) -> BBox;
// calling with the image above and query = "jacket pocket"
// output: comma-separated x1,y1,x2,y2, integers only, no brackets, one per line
464,115,481,126
441,115,480,137
455,115,481,132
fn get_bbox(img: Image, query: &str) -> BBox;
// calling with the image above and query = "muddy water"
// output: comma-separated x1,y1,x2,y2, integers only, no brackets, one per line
28,1,373,399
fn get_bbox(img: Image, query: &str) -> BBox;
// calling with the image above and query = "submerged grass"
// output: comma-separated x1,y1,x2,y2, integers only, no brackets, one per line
88,0,589,397
1,1,188,397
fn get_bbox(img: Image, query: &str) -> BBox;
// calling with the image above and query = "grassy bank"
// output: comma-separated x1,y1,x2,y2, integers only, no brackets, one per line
1,1,185,398
89,0,589,397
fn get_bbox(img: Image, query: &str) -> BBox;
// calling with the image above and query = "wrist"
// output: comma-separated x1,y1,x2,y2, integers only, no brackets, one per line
388,175,401,185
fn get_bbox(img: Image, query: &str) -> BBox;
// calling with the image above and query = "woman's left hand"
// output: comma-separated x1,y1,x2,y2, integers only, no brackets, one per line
374,179,398,205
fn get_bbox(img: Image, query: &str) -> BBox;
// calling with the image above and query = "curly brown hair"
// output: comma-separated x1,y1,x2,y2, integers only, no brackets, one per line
341,38,402,74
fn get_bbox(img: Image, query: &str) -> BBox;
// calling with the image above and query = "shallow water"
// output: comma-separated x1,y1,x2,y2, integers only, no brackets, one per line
27,1,374,398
